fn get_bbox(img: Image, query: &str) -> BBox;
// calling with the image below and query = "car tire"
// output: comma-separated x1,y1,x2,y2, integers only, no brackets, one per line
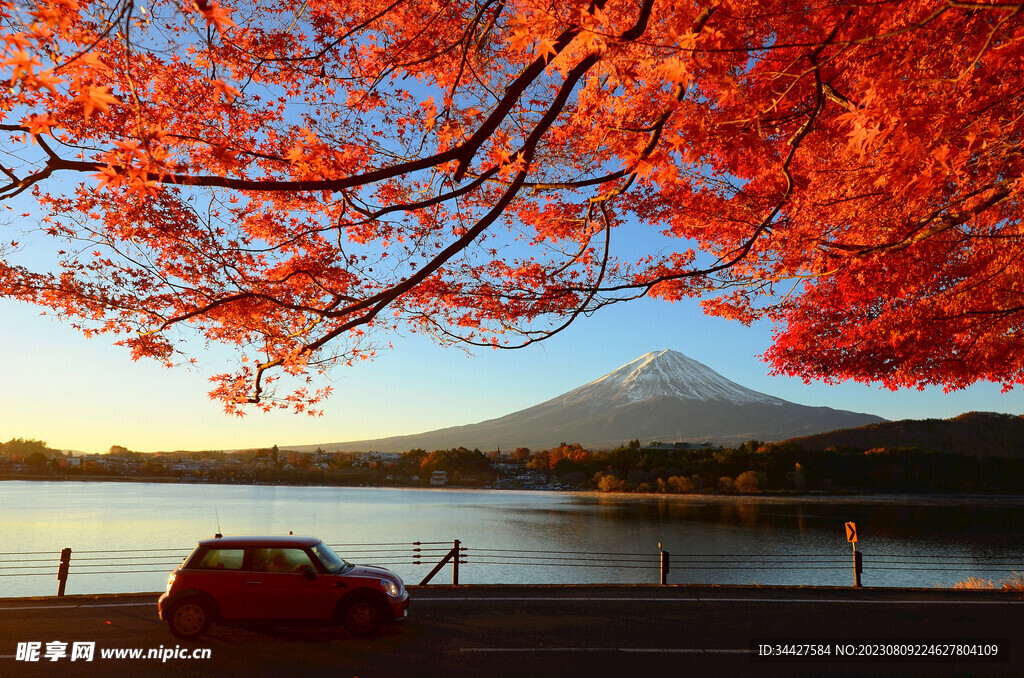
341,596,382,638
167,597,213,640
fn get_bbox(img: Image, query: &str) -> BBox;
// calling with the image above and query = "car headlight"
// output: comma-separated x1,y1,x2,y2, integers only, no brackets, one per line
380,578,402,598
165,572,176,594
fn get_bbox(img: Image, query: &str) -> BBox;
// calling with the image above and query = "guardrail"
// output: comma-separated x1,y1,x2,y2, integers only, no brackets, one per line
2,543,1022,596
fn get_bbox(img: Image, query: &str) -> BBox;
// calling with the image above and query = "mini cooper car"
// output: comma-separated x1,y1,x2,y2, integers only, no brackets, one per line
158,535,409,639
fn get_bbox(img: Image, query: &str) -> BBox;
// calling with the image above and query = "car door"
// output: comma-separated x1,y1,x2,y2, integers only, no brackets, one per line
243,547,335,620
185,547,250,619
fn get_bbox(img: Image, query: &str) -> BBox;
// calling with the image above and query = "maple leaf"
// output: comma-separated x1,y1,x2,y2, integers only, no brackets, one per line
200,1,237,34
534,38,558,63
285,145,306,164
93,164,123,190
657,58,690,87
69,51,110,74
21,112,56,139
507,28,534,53
211,78,240,102
4,49,41,84
32,68,62,93
75,84,119,119
3,32,33,51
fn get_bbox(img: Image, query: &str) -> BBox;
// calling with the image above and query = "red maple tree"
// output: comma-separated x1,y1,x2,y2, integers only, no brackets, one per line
0,0,1021,412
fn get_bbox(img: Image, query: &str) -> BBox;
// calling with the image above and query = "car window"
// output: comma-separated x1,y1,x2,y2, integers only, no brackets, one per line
311,542,352,574
190,548,245,570
250,547,316,573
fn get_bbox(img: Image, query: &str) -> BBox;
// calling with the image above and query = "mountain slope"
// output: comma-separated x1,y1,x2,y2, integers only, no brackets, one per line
786,412,1024,458
297,350,886,452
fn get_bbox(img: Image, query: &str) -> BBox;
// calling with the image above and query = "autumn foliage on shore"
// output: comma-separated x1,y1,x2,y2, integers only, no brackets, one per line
0,0,1021,411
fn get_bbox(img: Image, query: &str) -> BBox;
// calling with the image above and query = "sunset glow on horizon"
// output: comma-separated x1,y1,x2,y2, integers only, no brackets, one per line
6,296,1024,456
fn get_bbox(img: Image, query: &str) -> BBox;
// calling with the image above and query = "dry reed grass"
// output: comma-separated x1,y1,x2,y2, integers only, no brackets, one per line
951,572,1024,591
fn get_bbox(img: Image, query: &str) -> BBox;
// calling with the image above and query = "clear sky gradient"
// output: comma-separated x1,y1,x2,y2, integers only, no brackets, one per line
4,286,1023,455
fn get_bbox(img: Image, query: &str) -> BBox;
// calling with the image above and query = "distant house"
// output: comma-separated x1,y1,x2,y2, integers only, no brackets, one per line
644,441,710,451
430,471,448,486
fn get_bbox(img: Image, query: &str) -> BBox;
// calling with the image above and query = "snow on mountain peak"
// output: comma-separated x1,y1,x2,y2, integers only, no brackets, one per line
556,349,783,406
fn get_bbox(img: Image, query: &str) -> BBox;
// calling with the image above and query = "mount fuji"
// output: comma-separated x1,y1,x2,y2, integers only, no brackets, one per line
302,350,886,452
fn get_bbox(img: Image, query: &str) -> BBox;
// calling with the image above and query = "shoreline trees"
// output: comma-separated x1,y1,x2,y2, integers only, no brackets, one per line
6,435,1024,494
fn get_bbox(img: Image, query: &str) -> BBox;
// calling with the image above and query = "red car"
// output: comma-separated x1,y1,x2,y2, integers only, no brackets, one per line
158,535,409,639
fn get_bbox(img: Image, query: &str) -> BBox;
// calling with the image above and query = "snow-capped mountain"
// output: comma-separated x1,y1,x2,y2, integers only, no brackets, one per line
303,350,886,452
554,349,785,407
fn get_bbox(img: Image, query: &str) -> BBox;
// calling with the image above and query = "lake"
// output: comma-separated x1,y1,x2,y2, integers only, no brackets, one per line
1,481,1023,597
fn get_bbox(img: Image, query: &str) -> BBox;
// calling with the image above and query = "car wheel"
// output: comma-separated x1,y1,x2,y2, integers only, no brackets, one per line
342,597,382,638
168,598,212,640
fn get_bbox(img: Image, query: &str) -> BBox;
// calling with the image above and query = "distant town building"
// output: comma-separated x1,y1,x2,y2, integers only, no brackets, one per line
644,441,710,451
430,471,448,486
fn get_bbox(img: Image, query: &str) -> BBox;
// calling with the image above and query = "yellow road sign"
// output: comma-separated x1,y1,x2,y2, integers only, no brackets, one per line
845,522,858,542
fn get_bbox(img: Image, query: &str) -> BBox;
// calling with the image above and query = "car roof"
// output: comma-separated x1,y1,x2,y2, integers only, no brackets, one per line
196,535,323,548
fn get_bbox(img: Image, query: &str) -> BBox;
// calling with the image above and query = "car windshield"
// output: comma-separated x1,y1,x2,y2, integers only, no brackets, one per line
311,542,352,574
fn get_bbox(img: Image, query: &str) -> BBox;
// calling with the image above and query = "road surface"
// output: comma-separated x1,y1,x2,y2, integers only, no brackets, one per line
1,585,1019,677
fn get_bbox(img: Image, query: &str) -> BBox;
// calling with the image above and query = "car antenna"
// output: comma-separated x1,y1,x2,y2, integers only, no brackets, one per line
215,509,222,539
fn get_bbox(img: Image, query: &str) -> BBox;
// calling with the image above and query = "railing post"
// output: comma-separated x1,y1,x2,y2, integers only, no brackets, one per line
418,539,464,586
659,542,670,585
57,548,71,597
452,539,460,585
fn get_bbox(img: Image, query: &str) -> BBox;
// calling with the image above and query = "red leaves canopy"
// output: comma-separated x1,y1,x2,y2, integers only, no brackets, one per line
0,0,1021,412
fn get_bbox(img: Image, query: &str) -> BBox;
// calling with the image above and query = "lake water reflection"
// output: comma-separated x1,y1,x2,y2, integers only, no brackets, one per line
1,481,1022,597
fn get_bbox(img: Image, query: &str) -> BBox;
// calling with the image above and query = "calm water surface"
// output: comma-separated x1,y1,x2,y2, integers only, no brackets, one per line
1,481,1022,597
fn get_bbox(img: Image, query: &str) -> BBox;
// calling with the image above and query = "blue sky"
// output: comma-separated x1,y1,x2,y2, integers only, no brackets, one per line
4,282,1024,454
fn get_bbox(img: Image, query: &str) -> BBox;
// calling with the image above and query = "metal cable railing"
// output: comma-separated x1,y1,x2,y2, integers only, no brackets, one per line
0,542,1019,592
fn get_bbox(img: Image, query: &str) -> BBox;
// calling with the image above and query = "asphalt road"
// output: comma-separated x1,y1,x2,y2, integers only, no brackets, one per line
1,586,1020,678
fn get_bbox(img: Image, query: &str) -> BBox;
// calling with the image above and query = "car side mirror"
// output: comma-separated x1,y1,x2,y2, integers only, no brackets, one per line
301,565,317,581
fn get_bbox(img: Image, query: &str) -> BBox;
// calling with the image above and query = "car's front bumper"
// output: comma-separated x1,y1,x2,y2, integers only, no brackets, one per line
388,592,410,621
157,591,170,621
